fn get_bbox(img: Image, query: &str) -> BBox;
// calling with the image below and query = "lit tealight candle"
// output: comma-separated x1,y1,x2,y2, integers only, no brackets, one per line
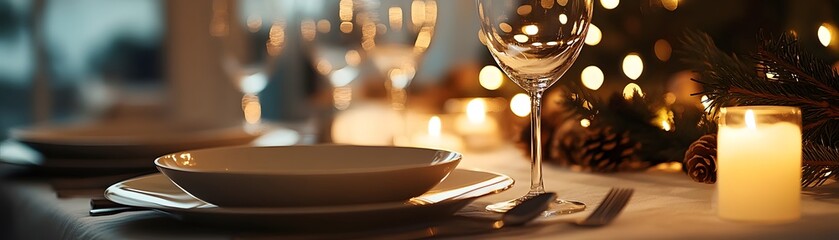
717,106,801,222
455,99,501,150
412,116,463,151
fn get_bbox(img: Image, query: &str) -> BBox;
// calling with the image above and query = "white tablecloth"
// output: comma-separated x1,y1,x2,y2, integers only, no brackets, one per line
2,144,838,239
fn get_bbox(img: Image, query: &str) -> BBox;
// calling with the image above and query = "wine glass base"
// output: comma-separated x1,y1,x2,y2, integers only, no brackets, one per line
486,195,586,216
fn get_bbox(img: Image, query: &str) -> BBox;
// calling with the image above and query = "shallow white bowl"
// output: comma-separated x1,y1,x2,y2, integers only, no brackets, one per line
155,145,461,207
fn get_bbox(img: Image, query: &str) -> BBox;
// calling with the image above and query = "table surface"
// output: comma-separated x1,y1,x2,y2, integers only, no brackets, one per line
2,144,839,240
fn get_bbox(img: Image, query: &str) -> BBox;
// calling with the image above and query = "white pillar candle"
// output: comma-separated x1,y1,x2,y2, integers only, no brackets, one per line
717,106,801,222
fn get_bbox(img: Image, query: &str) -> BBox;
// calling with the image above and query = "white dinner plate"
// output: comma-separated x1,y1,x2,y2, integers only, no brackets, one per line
10,122,260,159
105,169,514,229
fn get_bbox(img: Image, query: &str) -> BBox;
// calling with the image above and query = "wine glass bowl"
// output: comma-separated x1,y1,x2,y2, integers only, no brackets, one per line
211,0,290,126
479,0,592,92
477,0,593,215
361,0,437,109
300,0,367,110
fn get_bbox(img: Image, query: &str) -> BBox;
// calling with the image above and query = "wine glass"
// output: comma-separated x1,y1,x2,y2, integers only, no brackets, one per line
477,0,593,215
211,0,290,128
359,0,437,144
299,0,366,110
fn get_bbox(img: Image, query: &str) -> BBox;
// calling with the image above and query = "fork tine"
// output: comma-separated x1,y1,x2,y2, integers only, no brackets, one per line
588,188,618,220
579,188,633,226
600,188,633,224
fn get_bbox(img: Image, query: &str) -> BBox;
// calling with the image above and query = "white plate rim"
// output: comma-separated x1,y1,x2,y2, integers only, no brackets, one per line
105,169,514,215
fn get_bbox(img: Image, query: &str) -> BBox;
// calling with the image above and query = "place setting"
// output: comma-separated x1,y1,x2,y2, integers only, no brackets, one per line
4,0,839,239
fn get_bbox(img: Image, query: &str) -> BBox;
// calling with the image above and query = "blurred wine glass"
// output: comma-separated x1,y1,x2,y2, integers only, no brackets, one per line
360,0,437,145
299,0,366,111
477,0,593,215
211,0,289,128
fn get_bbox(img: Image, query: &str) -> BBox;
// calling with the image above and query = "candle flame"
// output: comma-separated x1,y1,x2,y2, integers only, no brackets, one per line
466,99,487,123
745,109,757,129
428,116,442,137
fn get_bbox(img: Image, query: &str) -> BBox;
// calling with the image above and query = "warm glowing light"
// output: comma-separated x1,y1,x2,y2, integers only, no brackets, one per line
333,86,352,110
557,0,568,6
424,1,438,26
661,0,678,11
623,83,644,99
411,0,427,28
516,5,532,15
466,99,487,123
339,0,353,21
317,19,331,33
499,22,513,33
541,0,555,9
547,41,558,46
532,42,543,47
428,116,442,137
585,24,601,46
361,22,377,50
340,22,353,33
389,7,403,31
600,0,619,9
266,21,286,56
345,50,361,67
316,60,332,75
247,15,262,32
479,65,504,90
522,25,539,35
242,94,262,124
388,67,415,89
745,109,757,129
301,20,316,41
580,118,591,127
414,26,433,53
514,34,529,43
654,39,672,61
510,93,531,117
581,66,604,90
559,14,568,24
661,120,671,131
330,67,359,87
818,24,832,47
622,53,644,80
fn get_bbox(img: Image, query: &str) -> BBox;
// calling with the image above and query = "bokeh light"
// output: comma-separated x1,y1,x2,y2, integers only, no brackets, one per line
479,65,504,90
581,66,604,90
600,0,619,10
654,39,672,61
818,23,832,47
622,53,644,80
510,93,531,117
585,24,601,46
622,83,644,99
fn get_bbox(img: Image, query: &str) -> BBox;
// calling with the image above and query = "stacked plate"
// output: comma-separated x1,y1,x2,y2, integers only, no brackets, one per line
104,145,514,228
2,121,260,175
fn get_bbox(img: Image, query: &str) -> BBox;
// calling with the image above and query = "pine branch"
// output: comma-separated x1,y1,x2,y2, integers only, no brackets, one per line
680,30,839,187
802,141,839,187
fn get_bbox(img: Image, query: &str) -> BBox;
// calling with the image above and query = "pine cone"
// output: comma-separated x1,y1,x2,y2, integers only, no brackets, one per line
577,126,645,173
683,134,717,184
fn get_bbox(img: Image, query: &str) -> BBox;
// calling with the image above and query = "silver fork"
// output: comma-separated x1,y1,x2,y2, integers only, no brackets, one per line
575,188,634,227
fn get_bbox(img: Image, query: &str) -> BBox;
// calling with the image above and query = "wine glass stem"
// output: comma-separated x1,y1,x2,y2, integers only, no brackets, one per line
529,90,546,195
